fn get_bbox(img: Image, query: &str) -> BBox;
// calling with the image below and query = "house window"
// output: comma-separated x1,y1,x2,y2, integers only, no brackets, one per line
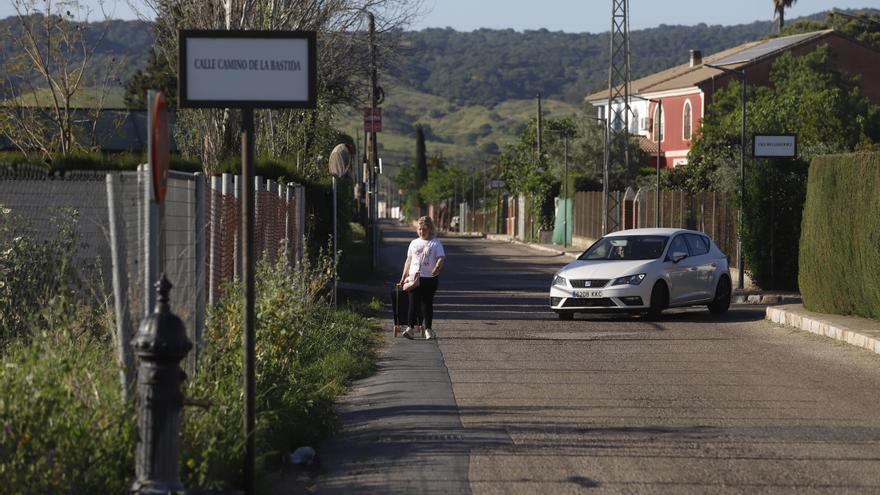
631,108,639,134
653,106,664,141
683,100,692,140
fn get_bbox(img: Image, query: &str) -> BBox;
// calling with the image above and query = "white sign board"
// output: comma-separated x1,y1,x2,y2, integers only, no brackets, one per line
753,134,797,158
179,30,316,108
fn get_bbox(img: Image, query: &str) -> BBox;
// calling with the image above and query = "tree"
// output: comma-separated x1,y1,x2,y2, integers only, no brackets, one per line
779,9,880,50
686,45,880,289
773,0,797,33
0,1,125,161
124,47,176,109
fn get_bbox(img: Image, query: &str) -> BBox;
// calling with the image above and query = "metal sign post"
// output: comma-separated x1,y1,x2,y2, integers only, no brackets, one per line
328,144,351,308
178,30,316,495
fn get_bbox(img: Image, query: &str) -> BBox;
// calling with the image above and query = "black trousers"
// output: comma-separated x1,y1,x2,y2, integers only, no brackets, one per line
408,276,439,328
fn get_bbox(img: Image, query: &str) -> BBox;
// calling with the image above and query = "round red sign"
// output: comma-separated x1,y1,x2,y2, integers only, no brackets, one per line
150,92,170,204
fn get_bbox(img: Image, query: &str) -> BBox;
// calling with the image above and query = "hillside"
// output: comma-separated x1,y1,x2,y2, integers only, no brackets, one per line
4,9,874,168
335,83,582,171
394,22,775,106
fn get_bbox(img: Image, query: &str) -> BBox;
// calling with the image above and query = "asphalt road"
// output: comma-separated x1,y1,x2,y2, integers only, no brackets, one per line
310,222,880,494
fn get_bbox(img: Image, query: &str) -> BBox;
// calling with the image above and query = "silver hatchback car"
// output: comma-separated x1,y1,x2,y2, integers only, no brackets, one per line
550,228,732,319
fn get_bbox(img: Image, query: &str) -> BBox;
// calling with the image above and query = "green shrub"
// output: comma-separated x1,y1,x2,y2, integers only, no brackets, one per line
0,323,135,495
743,157,809,289
180,252,377,490
0,207,90,347
0,151,200,173
799,152,880,319
0,211,376,493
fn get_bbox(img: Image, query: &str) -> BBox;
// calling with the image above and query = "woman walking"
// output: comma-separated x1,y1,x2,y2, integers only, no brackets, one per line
398,216,445,340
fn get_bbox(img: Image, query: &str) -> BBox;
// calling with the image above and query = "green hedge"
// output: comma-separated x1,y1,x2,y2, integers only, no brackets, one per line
0,151,201,173
799,152,880,319
743,157,809,290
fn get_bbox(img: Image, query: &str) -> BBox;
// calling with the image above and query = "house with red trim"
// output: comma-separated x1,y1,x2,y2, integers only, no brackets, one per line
585,30,880,168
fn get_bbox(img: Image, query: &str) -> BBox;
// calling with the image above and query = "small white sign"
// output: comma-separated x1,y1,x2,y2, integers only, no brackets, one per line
180,31,315,108
753,134,797,158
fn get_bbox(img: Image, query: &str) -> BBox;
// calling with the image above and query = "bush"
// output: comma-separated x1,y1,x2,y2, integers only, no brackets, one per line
180,253,377,490
799,152,880,319
743,157,809,289
0,321,135,494
0,207,93,348
0,151,200,173
1,222,378,492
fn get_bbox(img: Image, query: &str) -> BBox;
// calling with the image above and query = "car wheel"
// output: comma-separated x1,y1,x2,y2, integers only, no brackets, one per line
557,311,574,321
647,281,667,320
708,275,731,315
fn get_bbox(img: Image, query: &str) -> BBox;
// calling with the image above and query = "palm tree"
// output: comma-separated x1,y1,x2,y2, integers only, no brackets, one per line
773,0,797,33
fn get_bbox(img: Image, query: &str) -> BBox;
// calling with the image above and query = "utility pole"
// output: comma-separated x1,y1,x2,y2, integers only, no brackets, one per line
368,12,379,270
536,92,543,165
605,0,631,234
471,172,476,233
706,63,747,290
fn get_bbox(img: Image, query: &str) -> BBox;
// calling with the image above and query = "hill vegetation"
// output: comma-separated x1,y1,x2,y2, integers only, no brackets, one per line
2,9,877,167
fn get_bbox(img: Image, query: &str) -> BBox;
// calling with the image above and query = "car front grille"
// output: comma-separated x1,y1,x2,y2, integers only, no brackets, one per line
569,279,610,288
562,297,615,308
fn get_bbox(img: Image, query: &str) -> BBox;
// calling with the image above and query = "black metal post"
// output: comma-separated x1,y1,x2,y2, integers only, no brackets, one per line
131,275,192,495
656,101,662,227
368,12,379,271
739,71,747,290
536,92,543,163
241,106,256,495
706,63,747,290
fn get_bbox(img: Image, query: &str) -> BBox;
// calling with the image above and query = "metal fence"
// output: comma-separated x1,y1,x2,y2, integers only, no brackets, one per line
454,188,738,267
571,189,740,265
1,163,306,385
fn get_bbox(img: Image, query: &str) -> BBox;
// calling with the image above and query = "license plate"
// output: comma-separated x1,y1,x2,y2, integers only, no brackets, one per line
575,290,603,298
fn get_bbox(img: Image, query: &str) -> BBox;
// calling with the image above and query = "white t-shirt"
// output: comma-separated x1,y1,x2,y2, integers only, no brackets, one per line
407,238,445,278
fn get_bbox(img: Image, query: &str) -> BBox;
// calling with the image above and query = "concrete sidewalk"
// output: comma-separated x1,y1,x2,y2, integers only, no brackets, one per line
485,233,880,356
767,304,880,355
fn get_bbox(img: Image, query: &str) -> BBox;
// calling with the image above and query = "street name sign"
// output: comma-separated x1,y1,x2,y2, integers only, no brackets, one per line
753,134,797,158
490,179,506,189
179,30,316,108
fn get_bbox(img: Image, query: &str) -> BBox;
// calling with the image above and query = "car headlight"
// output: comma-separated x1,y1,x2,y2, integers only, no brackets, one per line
552,275,568,287
611,273,646,286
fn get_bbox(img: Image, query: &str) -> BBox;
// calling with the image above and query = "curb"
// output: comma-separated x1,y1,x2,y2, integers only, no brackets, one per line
766,306,880,355
734,294,802,305
486,235,582,258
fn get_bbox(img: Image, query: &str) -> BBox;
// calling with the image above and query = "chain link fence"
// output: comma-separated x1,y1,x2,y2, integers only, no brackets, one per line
1,163,306,386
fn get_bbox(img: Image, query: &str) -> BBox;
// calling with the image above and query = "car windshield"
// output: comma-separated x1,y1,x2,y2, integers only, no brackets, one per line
578,235,669,261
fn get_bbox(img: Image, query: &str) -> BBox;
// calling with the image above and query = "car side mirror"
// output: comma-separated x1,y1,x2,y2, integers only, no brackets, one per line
671,251,688,263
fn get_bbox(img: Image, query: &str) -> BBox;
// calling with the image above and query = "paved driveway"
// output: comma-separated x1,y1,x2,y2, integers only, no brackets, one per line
309,223,880,494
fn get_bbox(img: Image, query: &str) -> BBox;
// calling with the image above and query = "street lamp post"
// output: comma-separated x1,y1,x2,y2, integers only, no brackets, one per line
705,63,747,290
630,95,663,227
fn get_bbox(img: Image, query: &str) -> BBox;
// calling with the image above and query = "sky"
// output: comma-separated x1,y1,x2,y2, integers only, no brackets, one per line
0,1,877,32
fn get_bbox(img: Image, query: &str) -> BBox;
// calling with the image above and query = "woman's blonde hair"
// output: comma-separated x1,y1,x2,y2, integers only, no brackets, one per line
417,216,435,238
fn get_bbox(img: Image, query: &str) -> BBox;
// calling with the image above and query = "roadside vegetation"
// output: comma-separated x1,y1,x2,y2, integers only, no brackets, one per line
799,152,880,320
0,208,380,494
